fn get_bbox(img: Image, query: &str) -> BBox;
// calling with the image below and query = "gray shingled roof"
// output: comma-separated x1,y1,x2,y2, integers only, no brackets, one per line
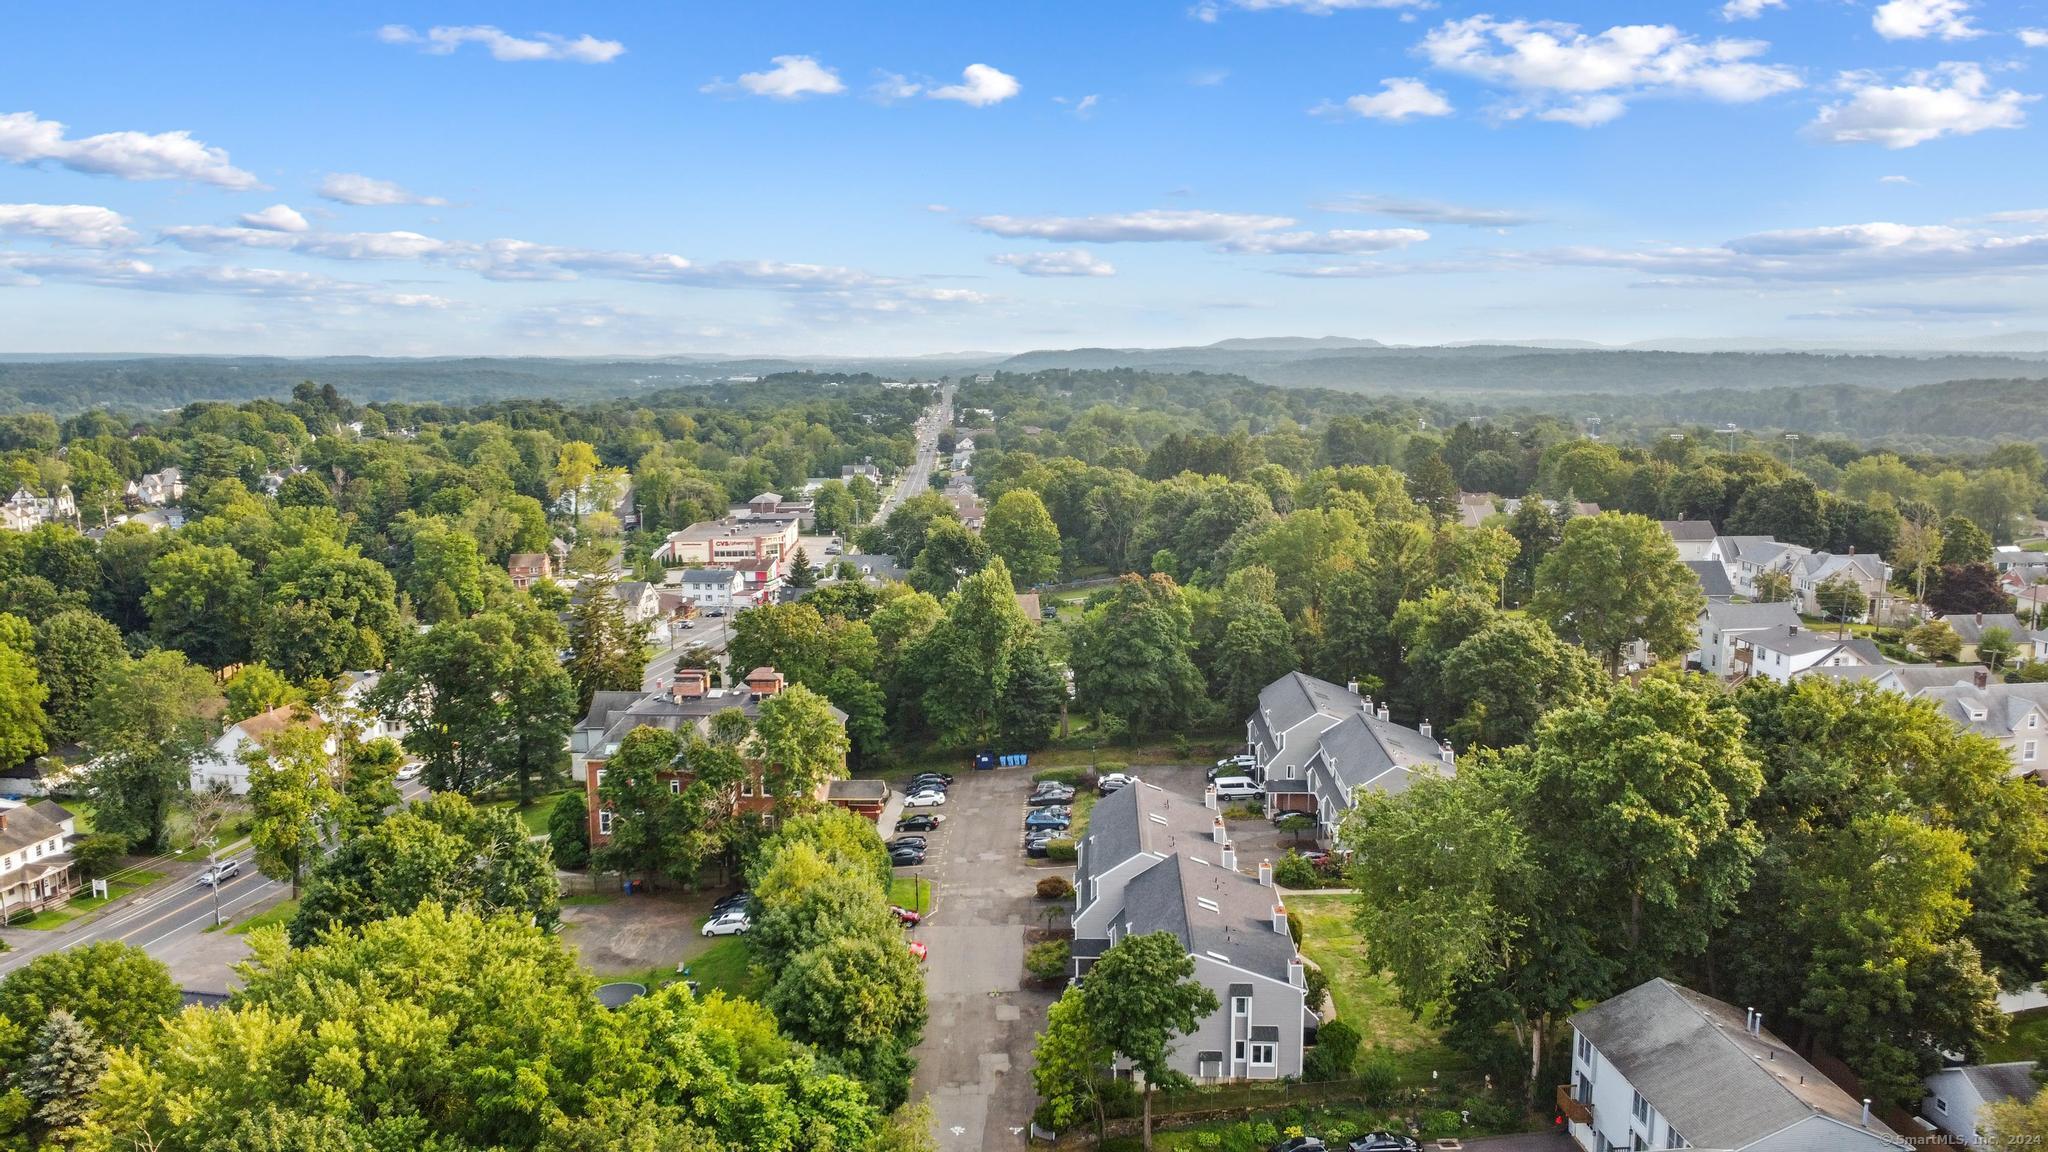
1118,852,1296,983
1662,520,1719,542
1077,781,1219,905
1251,671,1360,780
1571,979,1902,1149
1748,625,1861,658
1702,601,1803,632
1308,710,1453,800
1938,613,2043,646
1686,560,1734,599
1962,1062,2039,1107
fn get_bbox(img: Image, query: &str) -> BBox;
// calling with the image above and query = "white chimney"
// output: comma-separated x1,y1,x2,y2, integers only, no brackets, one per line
1289,959,1305,988
1212,816,1227,844
1346,680,1359,695
1440,743,1455,764
1258,859,1273,887
1745,1007,1756,1033
1204,785,1219,811
1753,1012,1764,1037
1271,903,1289,935
1860,1099,1871,1127
1376,703,1390,722
1220,842,1237,870
1418,718,1433,739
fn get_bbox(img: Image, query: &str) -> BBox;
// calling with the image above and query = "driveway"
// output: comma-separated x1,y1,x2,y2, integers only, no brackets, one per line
905,768,1056,1151
559,887,730,975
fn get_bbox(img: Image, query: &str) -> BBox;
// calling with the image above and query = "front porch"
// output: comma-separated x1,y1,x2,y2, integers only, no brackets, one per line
1,855,78,921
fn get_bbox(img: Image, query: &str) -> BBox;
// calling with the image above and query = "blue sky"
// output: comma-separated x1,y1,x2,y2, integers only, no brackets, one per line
3,1,2047,355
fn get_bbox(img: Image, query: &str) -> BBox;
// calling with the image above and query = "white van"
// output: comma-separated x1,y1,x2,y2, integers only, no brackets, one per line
1213,776,1261,801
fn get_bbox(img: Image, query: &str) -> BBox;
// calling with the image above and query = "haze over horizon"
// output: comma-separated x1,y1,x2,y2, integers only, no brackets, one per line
5,1,2048,357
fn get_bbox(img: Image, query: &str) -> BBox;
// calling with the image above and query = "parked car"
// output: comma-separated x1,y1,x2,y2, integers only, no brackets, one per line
908,940,928,963
907,779,951,795
1024,836,1057,858
702,910,750,937
1024,811,1071,832
1267,1138,1326,1152
911,771,955,787
901,790,947,809
1030,779,1073,794
712,891,752,915
889,905,923,926
1346,1135,1419,1152
895,813,943,832
889,844,927,866
1097,773,1136,795
890,836,928,852
396,762,423,782
196,859,241,886
707,608,725,617
1026,789,1073,807
1213,775,1261,801
1217,753,1257,769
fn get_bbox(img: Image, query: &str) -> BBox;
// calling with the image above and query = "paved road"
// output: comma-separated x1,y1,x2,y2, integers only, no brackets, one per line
0,778,430,979
903,767,1054,1151
643,617,734,691
877,384,951,525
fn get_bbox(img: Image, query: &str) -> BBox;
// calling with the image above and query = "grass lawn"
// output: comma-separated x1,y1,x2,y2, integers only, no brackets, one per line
228,899,299,936
6,906,79,929
681,935,767,999
482,788,573,836
561,892,619,907
51,796,94,833
1983,1008,2048,1063
888,876,934,915
7,868,171,928
1289,894,1469,1082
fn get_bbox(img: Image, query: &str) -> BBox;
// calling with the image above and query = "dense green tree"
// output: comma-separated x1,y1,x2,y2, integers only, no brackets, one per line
984,489,1062,587
405,517,488,622
766,934,926,1109
1069,573,1207,737
906,518,991,596
1532,512,1705,675
0,941,181,1064
377,604,574,800
911,560,1031,746
747,841,897,977
565,571,651,711
221,662,300,722
254,541,400,682
995,632,1066,752
1906,619,1964,661
785,544,818,589
547,788,591,870
1033,988,1115,1141
31,608,122,745
143,544,255,668
335,735,402,837
1940,513,1994,566
1080,931,1220,1149
1978,625,2019,672
0,628,47,769
289,794,558,946
80,650,223,849
242,720,336,896
872,490,958,566
753,683,848,810
1406,451,1459,525
1725,475,1829,547
16,1008,106,1138
590,727,699,887
1436,614,1606,750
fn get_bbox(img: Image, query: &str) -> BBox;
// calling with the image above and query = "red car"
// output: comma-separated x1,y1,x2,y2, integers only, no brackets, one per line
908,940,928,963
890,905,923,927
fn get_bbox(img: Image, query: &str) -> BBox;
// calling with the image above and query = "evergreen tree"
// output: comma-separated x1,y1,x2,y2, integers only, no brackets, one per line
565,570,650,712
18,1009,107,1136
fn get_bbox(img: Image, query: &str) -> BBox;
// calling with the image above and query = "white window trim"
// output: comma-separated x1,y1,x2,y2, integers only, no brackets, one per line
1249,1042,1276,1067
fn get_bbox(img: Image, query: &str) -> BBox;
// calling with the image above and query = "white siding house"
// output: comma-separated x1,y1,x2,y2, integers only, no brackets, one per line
1921,1062,2037,1144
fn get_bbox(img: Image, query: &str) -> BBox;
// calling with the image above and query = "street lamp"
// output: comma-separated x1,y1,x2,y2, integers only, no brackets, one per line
1784,432,1801,462
1721,424,1740,454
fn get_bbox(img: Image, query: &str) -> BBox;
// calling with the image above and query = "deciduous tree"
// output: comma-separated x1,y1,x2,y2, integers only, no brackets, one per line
1532,512,1705,675
1080,930,1220,1150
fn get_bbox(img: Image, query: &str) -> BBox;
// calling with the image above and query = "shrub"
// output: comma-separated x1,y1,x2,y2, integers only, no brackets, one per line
1273,853,1321,889
1095,761,1127,776
1045,838,1077,862
71,832,130,880
1250,1121,1279,1147
1304,1018,1360,1081
1173,734,1191,760
1024,938,1070,982
1304,964,1331,1013
1358,1053,1400,1105
1032,767,1084,784
1036,875,1074,901
1195,1134,1222,1150
1287,910,1303,944
1420,1110,1464,1138
547,790,591,870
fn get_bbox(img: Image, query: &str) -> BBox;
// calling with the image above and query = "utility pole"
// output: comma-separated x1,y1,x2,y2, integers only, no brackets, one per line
205,838,223,927
1722,424,1739,455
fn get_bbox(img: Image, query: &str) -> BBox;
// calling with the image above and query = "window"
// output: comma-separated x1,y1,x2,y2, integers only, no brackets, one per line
2030,714,2039,729
1249,1042,1276,1066
2027,741,2038,762
1577,1033,1592,1064
741,778,754,797
1233,997,1250,1016
669,779,682,794
1935,1097,1948,1114
598,810,613,835
1233,1041,1245,1062
1631,1090,1650,1124
1665,1127,1685,1149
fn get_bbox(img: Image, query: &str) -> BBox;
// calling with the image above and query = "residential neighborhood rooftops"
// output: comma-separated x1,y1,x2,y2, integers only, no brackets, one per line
1306,709,1453,799
1075,780,1217,905
1660,519,1719,542
1938,613,2046,645
1702,600,1803,632
1572,978,1902,1149
1955,1061,2039,1110
1250,671,1361,780
1685,560,1734,599
1117,851,1296,984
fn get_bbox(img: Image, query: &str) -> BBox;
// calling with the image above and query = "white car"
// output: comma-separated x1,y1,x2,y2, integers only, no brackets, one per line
1216,754,1257,770
901,790,948,809
396,762,423,782
196,859,241,887
702,910,751,937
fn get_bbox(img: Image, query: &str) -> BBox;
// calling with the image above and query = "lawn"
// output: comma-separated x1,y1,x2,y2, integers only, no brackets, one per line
229,899,299,936
888,876,934,915
561,892,619,908
1288,894,1468,1082
681,935,766,999
1983,1007,2048,1063
482,788,573,836
6,869,169,929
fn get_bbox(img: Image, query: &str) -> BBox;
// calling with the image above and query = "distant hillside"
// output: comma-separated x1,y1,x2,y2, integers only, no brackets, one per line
999,344,2048,396
1512,377,2048,448
1204,336,1385,351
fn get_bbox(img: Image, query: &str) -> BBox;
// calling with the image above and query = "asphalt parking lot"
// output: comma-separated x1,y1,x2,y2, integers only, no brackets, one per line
896,769,1058,1151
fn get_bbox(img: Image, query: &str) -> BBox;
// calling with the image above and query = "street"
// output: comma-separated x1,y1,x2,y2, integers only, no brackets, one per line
876,382,951,525
643,616,734,690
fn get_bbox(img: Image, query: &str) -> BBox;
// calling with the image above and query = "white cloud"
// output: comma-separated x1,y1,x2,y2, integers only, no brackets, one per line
1880,174,1915,184
0,204,136,247
0,251,450,307
1417,17,1800,124
1324,78,1454,121
1810,63,2033,149
161,225,451,261
1319,194,1540,227
1215,227,1430,254
0,111,259,189
929,64,1021,107
377,24,624,63
1190,69,1232,86
1057,94,1101,118
1720,0,1784,20
709,55,847,100
2020,28,2048,47
1528,217,2048,283
1871,0,1980,41
991,250,1117,277
971,209,1295,242
318,173,447,207
239,204,309,233
869,72,923,103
